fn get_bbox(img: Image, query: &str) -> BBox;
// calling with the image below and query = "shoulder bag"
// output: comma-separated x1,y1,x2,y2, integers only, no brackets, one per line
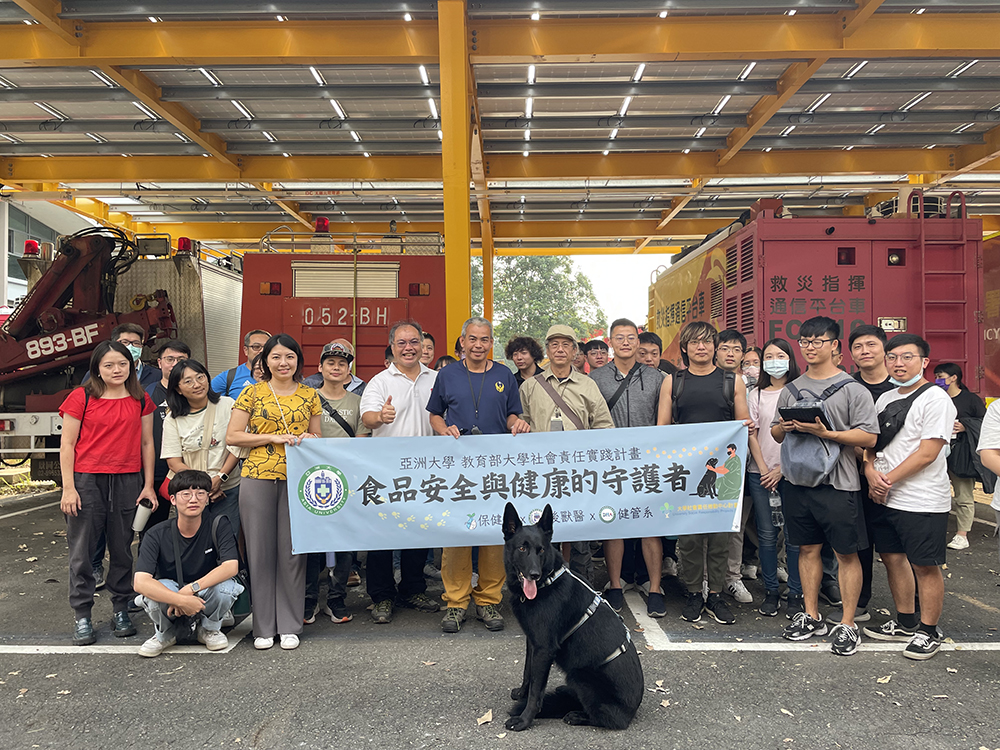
532,373,585,430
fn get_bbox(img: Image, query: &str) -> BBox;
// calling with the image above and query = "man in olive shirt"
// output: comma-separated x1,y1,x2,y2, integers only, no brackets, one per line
520,325,615,583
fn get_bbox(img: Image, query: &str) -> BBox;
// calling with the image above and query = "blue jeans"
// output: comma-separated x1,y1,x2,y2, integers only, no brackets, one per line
138,577,244,641
747,473,801,597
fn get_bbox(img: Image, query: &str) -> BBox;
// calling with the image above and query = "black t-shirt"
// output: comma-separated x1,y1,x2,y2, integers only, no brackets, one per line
853,372,895,404
136,516,238,583
674,367,732,424
145,381,170,485
951,388,987,421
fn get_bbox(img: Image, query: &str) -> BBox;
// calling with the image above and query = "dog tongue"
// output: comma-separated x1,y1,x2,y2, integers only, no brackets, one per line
522,578,538,600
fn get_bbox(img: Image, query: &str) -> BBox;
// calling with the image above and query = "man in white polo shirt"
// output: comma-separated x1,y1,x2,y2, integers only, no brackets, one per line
359,320,440,624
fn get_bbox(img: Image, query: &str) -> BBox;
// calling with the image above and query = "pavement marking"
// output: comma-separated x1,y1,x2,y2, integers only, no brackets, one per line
624,591,672,648
0,615,253,656
0,501,60,521
638,640,1000,652
948,591,1000,615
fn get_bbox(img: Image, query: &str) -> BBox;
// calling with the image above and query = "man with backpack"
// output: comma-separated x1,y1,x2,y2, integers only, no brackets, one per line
772,317,878,656
211,329,271,398
661,321,749,625
861,334,955,660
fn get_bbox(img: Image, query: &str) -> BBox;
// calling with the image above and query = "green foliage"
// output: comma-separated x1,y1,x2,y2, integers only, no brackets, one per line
471,255,606,352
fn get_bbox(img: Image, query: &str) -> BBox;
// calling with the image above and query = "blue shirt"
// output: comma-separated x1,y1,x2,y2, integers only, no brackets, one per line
426,360,521,435
211,363,255,399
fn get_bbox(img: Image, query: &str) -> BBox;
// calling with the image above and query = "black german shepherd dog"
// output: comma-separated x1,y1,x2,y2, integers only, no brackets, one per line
502,502,643,731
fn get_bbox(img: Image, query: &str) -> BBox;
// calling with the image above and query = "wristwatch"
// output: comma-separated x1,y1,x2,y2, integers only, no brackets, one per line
191,582,201,593
219,472,229,483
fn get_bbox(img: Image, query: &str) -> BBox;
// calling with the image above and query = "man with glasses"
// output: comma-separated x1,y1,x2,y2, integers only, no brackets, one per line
772,316,878,656
212,329,271,398
427,317,529,633
861,334,954,660
359,320,441,625
589,318,671,618
584,339,610,371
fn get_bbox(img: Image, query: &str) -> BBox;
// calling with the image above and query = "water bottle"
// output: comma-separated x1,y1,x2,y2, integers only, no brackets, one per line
769,489,784,528
873,452,890,475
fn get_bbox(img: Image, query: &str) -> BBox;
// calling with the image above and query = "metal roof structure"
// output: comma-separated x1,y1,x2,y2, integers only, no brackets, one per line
2,0,1000,275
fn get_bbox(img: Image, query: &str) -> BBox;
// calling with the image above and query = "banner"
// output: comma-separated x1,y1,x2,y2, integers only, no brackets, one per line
286,422,748,553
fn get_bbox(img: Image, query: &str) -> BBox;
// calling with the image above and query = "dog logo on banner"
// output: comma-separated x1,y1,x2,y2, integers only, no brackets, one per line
299,464,349,516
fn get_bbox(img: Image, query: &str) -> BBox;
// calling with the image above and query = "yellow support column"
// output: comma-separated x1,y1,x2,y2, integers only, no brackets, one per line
439,0,472,345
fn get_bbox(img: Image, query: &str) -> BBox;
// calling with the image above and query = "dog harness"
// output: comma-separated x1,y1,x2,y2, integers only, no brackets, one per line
531,565,633,665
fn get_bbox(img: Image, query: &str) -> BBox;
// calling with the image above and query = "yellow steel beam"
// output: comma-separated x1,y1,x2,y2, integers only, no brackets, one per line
0,20,439,67
11,0,82,47
469,66,495,321
717,58,828,167
439,0,473,345
96,66,238,168
634,178,703,253
841,0,887,38
470,14,1000,63
255,182,313,229
935,123,1000,185
473,246,682,256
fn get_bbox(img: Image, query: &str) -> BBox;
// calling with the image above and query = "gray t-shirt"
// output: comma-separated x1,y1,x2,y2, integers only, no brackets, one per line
317,391,370,439
589,361,665,428
773,371,879,492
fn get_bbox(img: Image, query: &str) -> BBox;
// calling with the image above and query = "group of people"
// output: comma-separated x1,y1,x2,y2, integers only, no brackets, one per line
57,310,996,661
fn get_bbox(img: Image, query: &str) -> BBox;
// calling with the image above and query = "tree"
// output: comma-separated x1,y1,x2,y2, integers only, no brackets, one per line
470,255,606,353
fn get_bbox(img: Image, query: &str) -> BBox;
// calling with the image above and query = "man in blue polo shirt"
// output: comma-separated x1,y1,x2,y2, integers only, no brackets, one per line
211,329,270,398
427,316,530,633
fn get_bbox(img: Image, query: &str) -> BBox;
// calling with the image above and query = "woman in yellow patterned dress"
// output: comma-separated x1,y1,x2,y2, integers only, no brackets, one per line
227,334,321,651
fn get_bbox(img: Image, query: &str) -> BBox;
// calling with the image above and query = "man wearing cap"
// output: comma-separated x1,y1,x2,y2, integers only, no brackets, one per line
520,325,615,582
427,316,530,634
304,339,366,396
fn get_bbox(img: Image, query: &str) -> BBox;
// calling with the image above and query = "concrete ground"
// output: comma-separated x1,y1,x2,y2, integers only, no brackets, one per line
2,490,999,750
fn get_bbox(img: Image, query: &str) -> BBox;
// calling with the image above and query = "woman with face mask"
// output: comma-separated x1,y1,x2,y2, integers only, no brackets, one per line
933,363,987,551
742,347,762,388
746,338,803,618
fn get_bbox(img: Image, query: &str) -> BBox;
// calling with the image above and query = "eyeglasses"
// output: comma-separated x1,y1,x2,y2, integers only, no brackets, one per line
611,335,638,344
798,338,834,349
246,344,265,352
885,353,923,363
394,338,421,349
717,345,744,355
159,356,185,365
179,374,208,388
174,490,209,501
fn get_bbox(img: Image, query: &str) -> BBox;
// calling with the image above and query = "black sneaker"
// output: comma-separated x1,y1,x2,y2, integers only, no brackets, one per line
819,583,842,607
704,593,736,625
785,595,805,620
646,591,666,619
826,606,871,625
303,601,318,625
681,591,704,623
759,591,780,617
73,617,96,646
863,619,915,642
371,599,393,624
603,587,625,614
830,623,861,656
323,598,353,624
783,611,828,641
441,607,467,633
903,628,943,660
396,592,442,613
93,566,106,591
112,611,136,638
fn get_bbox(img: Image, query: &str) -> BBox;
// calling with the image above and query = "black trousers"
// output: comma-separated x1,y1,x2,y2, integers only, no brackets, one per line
366,548,428,604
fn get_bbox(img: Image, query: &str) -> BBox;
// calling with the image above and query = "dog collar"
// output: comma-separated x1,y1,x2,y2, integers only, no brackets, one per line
538,566,567,589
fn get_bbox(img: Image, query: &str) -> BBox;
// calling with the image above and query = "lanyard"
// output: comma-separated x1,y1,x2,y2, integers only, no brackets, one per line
464,360,488,422
267,382,293,435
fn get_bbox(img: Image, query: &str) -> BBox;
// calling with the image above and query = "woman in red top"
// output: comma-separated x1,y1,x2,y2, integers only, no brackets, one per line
59,340,157,645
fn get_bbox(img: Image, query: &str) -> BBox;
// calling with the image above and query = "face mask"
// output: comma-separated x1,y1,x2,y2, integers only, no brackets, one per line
890,373,922,388
743,365,760,380
763,359,790,377
125,344,143,363
935,378,948,389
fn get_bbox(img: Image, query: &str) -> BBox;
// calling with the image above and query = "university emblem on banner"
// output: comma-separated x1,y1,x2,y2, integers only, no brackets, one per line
299,465,349,516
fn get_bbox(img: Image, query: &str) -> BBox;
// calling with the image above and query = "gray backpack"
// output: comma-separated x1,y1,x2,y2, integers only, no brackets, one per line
779,379,854,488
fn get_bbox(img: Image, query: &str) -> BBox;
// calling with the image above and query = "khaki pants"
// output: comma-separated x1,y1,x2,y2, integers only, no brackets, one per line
949,471,976,533
677,533,729,593
441,546,505,609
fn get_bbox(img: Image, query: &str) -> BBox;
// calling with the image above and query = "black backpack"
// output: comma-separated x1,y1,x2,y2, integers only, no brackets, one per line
873,383,936,452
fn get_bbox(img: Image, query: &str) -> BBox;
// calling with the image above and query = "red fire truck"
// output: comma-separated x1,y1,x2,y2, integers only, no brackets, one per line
648,192,987,394
238,230,446,382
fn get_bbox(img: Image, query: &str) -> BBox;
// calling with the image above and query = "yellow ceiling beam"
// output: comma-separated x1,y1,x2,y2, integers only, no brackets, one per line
472,246,682,257
0,20,439,67
935,123,1000,185
470,14,1000,63
95,66,238,168
11,0,82,47
634,178,703,253
717,57,828,167
840,0,887,38
255,182,313,229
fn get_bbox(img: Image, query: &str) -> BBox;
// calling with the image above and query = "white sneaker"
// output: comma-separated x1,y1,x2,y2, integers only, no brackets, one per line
279,634,300,650
197,626,229,652
741,564,758,581
138,633,175,658
777,567,789,583
947,534,970,550
254,637,274,650
221,611,236,628
662,558,678,577
726,579,753,604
